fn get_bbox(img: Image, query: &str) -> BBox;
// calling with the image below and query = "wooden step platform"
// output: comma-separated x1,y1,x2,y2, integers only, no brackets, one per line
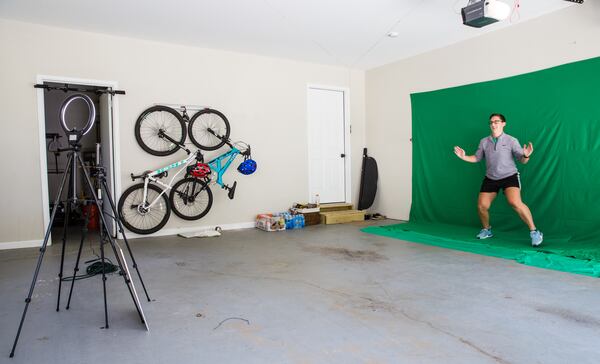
320,209,365,225
319,203,353,213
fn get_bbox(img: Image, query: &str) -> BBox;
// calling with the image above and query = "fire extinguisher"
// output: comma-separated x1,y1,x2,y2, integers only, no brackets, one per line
83,204,99,230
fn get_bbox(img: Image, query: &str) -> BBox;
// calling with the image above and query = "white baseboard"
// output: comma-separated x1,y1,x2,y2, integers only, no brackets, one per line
0,239,44,250
1,222,256,249
120,221,256,240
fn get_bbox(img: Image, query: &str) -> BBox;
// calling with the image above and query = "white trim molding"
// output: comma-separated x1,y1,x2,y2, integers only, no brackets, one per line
0,240,44,251
123,221,256,240
1,222,257,248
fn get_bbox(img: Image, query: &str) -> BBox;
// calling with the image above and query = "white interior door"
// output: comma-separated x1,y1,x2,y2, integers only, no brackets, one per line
99,93,116,237
307,87,346,203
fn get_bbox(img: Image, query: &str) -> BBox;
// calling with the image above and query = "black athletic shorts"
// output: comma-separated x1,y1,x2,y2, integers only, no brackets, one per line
480,173,520,193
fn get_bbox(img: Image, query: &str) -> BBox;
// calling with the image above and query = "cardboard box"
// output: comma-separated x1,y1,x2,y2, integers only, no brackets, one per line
256,214,285,232
302,212,321,226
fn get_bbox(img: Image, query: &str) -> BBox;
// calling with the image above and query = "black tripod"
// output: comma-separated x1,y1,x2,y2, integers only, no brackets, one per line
10,94,149,358
64,146,152,323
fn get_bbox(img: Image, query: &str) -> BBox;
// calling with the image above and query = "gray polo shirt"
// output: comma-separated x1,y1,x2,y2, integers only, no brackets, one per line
474,133,525,180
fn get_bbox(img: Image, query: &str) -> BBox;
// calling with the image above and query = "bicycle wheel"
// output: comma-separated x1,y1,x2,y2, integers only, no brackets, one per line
188,108,231,151
118,183,171,234
169,177,213,220
135,105,186,156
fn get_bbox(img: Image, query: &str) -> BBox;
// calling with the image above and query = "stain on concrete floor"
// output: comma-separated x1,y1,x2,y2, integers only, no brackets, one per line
536,306,600,327
303,246,388,262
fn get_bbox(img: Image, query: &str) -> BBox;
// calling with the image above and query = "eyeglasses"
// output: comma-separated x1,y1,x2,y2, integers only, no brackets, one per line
489,120,504,124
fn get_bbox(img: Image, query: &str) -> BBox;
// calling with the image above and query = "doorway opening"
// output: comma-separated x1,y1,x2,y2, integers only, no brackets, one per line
38,76,121,245
307,85,351,204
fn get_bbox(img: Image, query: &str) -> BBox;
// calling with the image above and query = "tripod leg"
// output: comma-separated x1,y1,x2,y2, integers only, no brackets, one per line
66,202,90,310
56,152,77,312
101,178,151,301
100,232,109,329
95,197,110,329
77,155,146,324
56,198,71,312
10,153,73,358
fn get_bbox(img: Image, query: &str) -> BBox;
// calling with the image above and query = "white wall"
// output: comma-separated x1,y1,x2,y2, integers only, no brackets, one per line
366,2,600,220
0,19,365,248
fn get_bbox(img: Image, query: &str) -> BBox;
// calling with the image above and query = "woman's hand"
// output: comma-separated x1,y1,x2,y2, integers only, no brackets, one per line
454,146,466,159
523,142,533,157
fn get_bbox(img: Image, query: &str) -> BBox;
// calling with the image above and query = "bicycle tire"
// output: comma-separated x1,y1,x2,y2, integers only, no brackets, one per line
135,105,187,156
188,108,231,151
118,183,171,234
169,177,213,220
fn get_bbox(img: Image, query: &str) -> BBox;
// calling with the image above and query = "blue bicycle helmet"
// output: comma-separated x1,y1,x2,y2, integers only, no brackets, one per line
238,159,257,175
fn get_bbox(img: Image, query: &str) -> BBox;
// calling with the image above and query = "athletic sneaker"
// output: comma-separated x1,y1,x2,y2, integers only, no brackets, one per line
531,230,544,247
476,228,493,239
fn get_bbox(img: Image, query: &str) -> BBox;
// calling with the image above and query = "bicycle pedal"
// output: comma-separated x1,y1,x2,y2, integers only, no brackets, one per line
228,181,237,200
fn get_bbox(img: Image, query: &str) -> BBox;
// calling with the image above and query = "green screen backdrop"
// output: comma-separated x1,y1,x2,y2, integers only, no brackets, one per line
363,57,600,276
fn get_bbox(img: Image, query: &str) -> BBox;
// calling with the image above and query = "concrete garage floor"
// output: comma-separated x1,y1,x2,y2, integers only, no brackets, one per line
1,220,600,364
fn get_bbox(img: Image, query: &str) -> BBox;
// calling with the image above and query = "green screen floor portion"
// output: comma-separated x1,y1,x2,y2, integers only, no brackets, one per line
362,222,600,277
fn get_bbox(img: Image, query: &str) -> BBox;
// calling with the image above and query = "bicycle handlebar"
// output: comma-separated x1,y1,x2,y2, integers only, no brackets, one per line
158,129,191,154
207,128,234,148
131,172,147,181
241,145,251,157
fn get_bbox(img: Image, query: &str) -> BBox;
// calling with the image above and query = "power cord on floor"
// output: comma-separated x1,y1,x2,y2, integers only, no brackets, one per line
60,259,119,282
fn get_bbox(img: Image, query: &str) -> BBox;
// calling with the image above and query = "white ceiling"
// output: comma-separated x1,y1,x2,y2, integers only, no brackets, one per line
0,0,574,70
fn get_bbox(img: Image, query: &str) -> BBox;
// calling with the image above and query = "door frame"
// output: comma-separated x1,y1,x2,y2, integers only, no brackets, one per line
37,75,122,244
306,84,352,204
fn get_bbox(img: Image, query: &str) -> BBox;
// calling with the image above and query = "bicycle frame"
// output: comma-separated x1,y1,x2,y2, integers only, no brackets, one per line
139,151,201,209
207,147,240,187
132,142,247,210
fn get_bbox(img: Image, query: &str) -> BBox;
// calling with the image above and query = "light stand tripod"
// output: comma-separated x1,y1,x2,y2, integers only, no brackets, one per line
9,94,149,358
64,143,151,326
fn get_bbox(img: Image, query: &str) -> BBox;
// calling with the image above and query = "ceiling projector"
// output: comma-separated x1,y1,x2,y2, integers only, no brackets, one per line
462,0,511,28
